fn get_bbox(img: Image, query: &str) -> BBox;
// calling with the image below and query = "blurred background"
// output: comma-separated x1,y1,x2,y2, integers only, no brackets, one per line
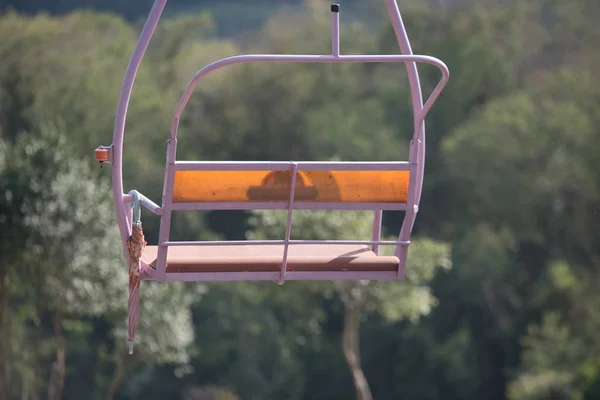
1,0,599,399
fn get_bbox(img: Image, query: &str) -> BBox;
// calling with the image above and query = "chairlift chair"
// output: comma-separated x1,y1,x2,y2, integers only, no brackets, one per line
94,0,450,354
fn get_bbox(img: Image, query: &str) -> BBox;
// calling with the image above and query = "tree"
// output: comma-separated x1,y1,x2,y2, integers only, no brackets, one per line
0,10,173,203
441,68,599,261
507,263,600,400
439,68,600,399
0,138,9,399
375,2,529,236
247,209,451,399
0,125,199,399
0,124,122,398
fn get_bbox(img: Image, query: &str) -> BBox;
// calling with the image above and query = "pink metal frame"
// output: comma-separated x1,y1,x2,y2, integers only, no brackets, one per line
106,0,449,284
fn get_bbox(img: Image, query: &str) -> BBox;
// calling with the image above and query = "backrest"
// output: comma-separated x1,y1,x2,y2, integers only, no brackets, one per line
168,161,411,211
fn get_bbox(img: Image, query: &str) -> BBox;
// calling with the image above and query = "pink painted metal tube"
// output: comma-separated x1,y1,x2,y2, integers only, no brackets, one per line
385,0,430,277
371,210,383,255
395,141,419,276
171,202,408,212
111,0,168,354
173,160,411,170
171,54,448,140
331,4,340,57
112,0,168,255
157,271,399,283
160,239,411,246
139,260,156,279
280,162,299,282
155,138,178,279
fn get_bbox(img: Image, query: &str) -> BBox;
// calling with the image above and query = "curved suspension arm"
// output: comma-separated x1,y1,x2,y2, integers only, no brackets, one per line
112,0,168,248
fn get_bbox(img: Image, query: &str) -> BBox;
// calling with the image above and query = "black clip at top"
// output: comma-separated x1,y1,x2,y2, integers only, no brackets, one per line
331,4,340,13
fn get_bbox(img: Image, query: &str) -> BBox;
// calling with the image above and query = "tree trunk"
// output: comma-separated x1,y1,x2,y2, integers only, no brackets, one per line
47,306,65,400
105,363,125,400
32,292,43,400
0,262,6,400
106,346,141,400
342,300,373,400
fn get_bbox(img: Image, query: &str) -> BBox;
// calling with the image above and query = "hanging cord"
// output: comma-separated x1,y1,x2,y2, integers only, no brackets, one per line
126,190,146,354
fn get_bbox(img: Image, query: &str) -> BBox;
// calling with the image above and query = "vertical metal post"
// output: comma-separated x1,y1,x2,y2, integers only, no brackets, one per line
331,4,340,57
371,210,383,255
385,0,425,277
156,138,178,279
278,162,299,284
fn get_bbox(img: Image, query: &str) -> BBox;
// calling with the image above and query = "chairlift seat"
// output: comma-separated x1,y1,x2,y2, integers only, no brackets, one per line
141,244,400,273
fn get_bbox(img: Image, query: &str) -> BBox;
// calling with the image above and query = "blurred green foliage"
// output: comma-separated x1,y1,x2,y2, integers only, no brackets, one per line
1,0,600,399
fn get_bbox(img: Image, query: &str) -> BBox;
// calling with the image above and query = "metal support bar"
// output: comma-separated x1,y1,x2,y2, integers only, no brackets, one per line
160,240,411,246
158,270,401,283
371,210,383,254
156,138,178,278
172,160,411,170
331,4,340,57
112,0,168,250
278,162,299,284
171,54,448,140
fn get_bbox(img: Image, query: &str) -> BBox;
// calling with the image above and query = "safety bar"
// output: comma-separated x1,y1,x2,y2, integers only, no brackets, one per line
170,54,449,141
